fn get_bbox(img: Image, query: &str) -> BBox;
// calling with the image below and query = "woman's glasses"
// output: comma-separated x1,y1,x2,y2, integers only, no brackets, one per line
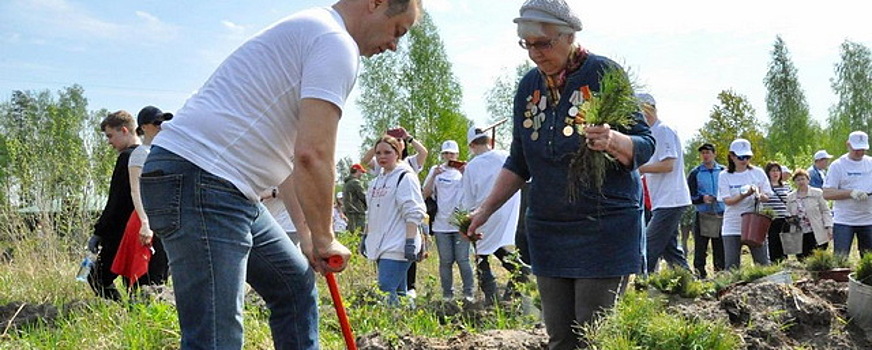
736,155,752,161
518,34,565,51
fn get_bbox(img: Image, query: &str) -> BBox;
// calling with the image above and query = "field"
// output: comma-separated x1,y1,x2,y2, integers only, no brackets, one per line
2,215,872,349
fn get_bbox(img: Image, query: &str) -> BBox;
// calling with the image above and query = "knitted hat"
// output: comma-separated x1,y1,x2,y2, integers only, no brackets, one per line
513,0,582,32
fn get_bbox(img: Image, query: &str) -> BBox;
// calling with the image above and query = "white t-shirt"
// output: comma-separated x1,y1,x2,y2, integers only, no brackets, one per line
153,7,359,201
128,143,150,168
262,195,297,233
644,120,691,209
823,154,872,225
423,164,463,233
717,166,772,236
460,150,519,255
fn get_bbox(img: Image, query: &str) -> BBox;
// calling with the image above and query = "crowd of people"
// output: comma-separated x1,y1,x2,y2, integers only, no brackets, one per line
77,0,871,349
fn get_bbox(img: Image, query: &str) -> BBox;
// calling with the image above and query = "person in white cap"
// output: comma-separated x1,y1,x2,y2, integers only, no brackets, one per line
807,149,833,189
422,140,474,301
637,93,692,274
139,0,421,347
464,0,655,348
460,126,529,305
718,138,773,269
822,130,872,256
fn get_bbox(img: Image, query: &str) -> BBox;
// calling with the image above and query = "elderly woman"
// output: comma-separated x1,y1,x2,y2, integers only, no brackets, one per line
466,0,654,348
786,169,833,260
363,135,426,305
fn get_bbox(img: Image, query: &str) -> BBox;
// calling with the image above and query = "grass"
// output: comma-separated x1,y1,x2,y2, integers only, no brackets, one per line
803,249,850,271
0,225,538,349
585,289,741,350
635,267,715,299
855,252,872,285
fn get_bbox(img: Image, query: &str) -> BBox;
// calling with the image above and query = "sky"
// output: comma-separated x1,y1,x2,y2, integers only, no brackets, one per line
1,0,870,162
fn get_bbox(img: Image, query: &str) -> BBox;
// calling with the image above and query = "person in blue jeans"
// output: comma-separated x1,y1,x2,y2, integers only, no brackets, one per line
422,140,474,301
361,136,426,305
637,93,692,273
139,1,421,348
822,131,872,257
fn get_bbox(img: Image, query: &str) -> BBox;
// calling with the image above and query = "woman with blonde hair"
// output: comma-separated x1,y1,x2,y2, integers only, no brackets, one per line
362,135,426,304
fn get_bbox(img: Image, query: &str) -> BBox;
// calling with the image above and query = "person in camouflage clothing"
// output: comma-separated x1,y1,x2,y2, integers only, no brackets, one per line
343,163,368,234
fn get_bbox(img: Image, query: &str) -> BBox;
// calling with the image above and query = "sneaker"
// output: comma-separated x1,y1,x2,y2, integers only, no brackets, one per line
463,294,475,302
406,289,417,299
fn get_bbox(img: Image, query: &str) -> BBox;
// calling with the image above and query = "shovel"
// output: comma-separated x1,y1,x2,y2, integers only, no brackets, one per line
326,255,357,350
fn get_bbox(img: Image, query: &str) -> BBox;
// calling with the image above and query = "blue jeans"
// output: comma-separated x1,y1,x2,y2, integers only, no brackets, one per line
434,232,474,298
722,236,770,270
377,259,411,305
140,147,318,350
832,224,872,256
645,206,691,273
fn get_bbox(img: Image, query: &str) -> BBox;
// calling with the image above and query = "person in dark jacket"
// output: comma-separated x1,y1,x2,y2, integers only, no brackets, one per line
343,163,368,234
686,143,725,279
87,110,140,301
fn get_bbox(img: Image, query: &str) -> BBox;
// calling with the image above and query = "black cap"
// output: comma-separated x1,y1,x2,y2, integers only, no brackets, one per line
697,143,715,152
137,106,173,127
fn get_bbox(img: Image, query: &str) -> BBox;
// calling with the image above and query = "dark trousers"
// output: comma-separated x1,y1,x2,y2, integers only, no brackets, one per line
405,262,417,291
767,218,788,263
692,213,724,278
88,241,122,301
136,236,170,286
796,232,829,261
476,247,531,302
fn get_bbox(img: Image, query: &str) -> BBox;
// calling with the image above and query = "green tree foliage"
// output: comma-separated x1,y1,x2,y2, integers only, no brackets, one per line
357,11,470,174
484,61,534,150
0,86,114,238
684,90,766,168
763,36,817,170
828,40,872,152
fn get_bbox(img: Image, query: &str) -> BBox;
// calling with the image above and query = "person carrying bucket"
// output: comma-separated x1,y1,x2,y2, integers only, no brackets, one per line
717,139,773,270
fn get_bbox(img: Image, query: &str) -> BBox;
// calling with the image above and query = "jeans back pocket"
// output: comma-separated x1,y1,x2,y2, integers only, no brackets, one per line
141,173,183,239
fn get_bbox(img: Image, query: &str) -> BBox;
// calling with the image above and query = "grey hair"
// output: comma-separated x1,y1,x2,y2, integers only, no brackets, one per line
517,21,575,39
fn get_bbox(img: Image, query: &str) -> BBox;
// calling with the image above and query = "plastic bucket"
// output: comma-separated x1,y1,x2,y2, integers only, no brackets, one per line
779,231,803,255
848,273,872,334
741,212,771,248
698,212,723,238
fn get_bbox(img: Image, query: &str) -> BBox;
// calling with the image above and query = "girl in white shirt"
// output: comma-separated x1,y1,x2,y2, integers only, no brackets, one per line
363,136,426,305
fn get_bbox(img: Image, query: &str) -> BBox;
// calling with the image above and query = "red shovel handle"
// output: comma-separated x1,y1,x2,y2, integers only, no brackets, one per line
326,256,356,350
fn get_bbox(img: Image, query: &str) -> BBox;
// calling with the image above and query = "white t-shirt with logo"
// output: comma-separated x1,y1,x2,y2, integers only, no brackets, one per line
154,7,359,201
644,119,692,209
423,164,463,233
717,167,772,236
823,154,872,225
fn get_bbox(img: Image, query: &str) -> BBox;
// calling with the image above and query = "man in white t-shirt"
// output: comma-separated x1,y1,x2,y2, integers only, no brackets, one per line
139,1,421,348
823,130,872,257
636,93,692,274
460,126,529,304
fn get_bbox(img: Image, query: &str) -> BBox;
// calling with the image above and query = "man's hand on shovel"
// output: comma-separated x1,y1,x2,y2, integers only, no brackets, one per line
326,255,356,350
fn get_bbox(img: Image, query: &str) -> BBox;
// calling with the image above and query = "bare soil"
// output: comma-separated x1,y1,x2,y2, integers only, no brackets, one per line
358,276,872,349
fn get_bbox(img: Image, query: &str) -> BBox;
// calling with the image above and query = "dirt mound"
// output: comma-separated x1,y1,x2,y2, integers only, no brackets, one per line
357,328,548,350
0,301,60,333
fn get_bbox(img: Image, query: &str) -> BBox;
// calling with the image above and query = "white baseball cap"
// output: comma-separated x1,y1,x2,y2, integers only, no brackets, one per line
848,131,869,150
467,126,488,145
729,138,753,157
813,150,833,161
441,140,459,153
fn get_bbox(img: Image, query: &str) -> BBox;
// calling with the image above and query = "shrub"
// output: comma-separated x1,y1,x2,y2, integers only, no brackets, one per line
635,267,714,299
586,290,740,349
856,253,872,286
803,249,850,271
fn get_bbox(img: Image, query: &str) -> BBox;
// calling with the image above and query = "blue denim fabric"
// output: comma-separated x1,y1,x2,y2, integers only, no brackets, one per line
140,146,318,350
504,55,655,279
377,259,411,305
434,232,474,298
723,236,770,270
645,206,691,273
832,224,872,256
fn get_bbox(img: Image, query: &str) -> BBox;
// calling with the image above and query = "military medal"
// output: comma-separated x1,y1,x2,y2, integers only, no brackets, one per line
531,131,539,141
523,118,533,129
562,125,573,137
